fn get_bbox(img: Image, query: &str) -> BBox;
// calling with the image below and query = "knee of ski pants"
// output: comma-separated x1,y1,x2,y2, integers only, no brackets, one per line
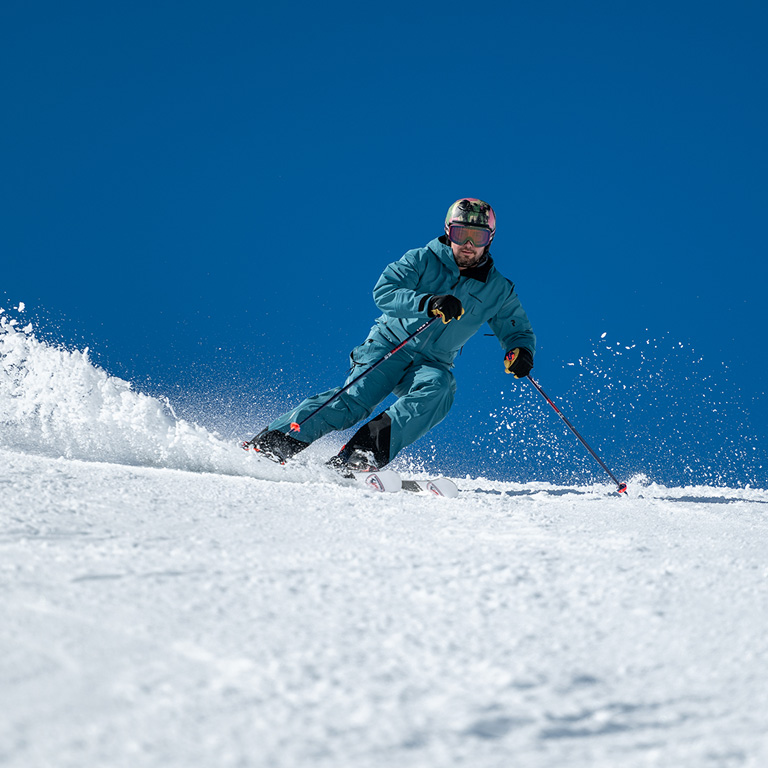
386,367,456,460
315,390,376,432
395,365,457,417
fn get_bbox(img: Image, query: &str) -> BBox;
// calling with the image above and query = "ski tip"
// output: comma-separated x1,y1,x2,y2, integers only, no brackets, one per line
617,483,628,495
352,470,402,493
289,422,301,433
429,478,459,498
403,477,459,498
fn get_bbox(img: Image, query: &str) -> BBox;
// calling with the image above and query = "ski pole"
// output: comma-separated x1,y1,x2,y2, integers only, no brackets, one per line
526,374,628,494
288,316,440,433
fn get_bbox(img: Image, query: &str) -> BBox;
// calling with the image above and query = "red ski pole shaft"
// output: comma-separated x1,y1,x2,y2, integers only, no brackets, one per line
288,316,440,433
526,374,627,494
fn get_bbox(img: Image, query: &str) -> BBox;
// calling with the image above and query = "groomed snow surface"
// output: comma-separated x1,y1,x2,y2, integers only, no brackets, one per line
2,314,768,767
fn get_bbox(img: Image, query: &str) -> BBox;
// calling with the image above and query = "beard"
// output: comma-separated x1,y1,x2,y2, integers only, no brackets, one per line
454,247,485,268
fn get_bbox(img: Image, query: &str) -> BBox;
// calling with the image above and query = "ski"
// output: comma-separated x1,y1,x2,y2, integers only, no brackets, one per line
401,477,459,498
243,443,459,497
351,471,459,498
350,469,402,492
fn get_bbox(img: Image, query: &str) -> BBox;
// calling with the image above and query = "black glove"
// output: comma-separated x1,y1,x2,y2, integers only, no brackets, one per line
428,294,464,324
504,347,534,378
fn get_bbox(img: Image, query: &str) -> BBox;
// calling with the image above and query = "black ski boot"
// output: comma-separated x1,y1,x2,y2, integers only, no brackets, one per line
326,412,392,476
327,446,379,477
242,428,308,465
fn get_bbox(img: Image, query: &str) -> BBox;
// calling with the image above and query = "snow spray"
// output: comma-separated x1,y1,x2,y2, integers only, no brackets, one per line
489,333,766,488
0,308,284,480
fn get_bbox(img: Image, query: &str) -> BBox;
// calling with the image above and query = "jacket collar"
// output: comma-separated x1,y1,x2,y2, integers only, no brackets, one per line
431,235,494,283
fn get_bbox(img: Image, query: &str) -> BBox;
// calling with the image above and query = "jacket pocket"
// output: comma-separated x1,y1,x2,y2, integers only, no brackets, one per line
462,290,484,316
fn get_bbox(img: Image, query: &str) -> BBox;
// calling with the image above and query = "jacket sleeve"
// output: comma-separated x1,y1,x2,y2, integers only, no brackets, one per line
487,279,537,355
372,249,433,318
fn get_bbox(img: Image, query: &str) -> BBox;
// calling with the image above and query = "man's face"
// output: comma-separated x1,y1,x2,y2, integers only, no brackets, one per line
451,239,485,270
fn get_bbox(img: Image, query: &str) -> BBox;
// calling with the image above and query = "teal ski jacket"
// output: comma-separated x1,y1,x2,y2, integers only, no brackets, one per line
369,236,536,368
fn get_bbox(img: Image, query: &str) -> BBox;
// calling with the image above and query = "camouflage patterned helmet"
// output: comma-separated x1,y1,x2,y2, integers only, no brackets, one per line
444,198,496,238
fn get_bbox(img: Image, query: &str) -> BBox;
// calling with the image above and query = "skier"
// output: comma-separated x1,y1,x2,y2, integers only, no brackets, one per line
246,198,536,472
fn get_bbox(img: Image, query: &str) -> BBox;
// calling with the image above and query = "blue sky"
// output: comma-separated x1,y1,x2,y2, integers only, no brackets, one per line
2,1,767,485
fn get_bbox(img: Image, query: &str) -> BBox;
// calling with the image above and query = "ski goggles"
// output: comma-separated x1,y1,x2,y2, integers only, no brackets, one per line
447,224,493,247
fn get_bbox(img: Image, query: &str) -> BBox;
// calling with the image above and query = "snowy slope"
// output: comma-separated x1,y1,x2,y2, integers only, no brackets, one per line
2,314,768,767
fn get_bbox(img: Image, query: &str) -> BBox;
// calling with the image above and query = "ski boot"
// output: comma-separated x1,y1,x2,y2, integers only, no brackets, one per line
242,428,307,465
326,446,379,477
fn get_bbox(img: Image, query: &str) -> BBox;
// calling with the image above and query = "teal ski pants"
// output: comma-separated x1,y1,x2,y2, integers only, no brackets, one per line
267,334,456,462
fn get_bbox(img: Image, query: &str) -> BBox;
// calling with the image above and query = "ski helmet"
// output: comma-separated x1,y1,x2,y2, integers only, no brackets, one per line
444,198,496,240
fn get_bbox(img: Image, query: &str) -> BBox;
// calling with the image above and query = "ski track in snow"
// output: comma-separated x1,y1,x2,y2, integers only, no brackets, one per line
2,314,768,767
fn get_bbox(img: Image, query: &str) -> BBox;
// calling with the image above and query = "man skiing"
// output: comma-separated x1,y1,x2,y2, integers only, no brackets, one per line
246,198,536,472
